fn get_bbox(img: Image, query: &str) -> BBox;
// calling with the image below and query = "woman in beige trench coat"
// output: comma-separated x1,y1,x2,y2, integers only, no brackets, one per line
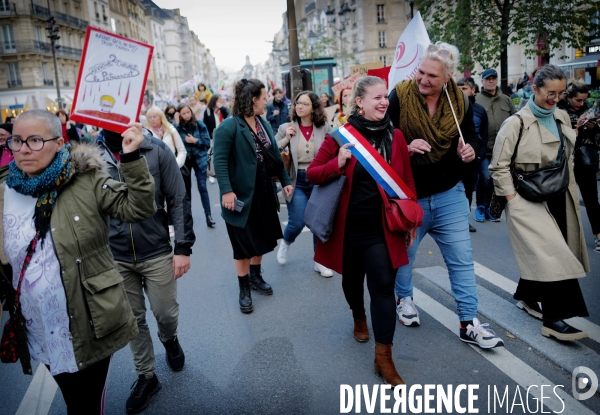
490,65,590,342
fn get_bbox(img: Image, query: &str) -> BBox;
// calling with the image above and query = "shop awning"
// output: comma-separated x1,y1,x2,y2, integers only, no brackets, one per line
0,93,30,108
557,53,600,70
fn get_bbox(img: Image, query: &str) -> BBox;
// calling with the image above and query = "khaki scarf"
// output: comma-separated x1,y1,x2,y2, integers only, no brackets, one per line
396,79,465,165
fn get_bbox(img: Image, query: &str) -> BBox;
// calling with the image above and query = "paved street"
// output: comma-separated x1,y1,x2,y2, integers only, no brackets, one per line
1,180,599,415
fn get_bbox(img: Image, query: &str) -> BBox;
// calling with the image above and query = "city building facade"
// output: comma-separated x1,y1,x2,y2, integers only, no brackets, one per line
0,0,89,120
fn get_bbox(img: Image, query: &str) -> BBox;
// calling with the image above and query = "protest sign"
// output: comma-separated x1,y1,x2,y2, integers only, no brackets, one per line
350,61,383,76
70,27,153,133
367,66,392,89
387,11,430,92
332,73,363,98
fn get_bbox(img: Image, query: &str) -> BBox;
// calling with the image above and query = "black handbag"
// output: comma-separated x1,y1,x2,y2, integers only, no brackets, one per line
511,115,570,203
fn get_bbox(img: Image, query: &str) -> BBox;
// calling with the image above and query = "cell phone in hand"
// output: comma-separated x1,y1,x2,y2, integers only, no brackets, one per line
234,199,244,212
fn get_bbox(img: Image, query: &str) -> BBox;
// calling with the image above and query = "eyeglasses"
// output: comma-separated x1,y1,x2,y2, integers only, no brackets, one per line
295,101,312,107
427,44,451,59
7,135,60,152
539,88,567,101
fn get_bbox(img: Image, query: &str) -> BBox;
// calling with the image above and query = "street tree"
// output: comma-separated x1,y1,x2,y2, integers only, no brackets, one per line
419,0,600,91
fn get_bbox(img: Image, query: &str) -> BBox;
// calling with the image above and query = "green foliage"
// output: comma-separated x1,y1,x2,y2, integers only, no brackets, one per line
420,0,600,76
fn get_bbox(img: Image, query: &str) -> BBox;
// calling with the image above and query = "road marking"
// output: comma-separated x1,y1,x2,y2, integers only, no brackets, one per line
416,266,600,377
413,288,595,415
281,221,310,233
15,363,57,415
474,261,600,343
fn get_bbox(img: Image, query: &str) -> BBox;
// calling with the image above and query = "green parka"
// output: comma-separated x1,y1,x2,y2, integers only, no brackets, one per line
0,144,156,374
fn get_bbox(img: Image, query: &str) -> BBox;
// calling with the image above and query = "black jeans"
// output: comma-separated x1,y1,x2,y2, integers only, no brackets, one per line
574,164,600,235
51,355,111,415
342,240,397,344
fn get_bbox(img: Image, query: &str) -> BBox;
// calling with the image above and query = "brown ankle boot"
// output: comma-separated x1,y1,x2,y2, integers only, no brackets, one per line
374,343,405,386
353,316,370,342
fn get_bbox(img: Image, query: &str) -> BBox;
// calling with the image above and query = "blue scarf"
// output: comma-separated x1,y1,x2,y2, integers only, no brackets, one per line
7,144,73,240
528,99,559,140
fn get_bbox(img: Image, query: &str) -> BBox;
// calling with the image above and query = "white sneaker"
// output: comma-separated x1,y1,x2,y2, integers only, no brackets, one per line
209,176,216,184
396,297,420,326
314,262,333,278
459,318,504,349
277,241,289,265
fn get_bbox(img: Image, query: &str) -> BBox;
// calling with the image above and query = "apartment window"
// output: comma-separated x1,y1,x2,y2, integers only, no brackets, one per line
35,26,44,42
42,62,50,79
2,24,15,52
111,18,116,33
0,0,11,12
61,63,67,84
94,2,99,19
7,62,20,86
380,55,387,66
378,31,386,48
102,5,107,22
377,4,385,23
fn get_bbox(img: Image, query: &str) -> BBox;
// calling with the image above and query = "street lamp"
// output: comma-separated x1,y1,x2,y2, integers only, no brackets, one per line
307,30,318,91
325,3,354,79
45,3,63,110
405,0,415,20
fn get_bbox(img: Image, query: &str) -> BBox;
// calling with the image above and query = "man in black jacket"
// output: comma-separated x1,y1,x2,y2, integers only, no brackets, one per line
98,128,195,414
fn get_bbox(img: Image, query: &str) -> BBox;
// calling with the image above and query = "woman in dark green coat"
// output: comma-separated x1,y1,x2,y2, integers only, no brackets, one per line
214,78,292,314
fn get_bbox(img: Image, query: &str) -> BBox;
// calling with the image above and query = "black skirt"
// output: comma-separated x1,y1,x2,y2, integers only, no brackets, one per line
226,159,283,260
513,191,589,320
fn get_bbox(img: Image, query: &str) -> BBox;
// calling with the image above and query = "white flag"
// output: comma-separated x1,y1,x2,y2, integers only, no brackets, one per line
388,12,431,92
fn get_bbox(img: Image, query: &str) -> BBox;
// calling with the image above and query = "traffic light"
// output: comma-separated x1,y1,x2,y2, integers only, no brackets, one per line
45,16,60,48
283,69,313,99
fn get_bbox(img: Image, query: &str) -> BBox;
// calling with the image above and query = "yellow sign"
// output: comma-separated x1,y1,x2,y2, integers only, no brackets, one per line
349,61,384,76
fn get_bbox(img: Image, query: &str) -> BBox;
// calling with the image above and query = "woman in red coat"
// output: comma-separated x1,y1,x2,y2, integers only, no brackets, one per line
307,76,416,386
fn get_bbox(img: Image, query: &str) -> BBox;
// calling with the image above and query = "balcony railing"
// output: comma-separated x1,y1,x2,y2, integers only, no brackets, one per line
31,5,88,31
7,79,22,88
12,41,83,59
3,40,15,53
0,2,16,16
43,79,54,86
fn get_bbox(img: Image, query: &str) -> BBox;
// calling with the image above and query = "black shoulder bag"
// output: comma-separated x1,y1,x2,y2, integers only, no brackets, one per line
511,115,570,203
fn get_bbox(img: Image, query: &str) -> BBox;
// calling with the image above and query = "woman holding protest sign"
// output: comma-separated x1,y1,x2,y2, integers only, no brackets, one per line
307,76,417,386
0,110,155,414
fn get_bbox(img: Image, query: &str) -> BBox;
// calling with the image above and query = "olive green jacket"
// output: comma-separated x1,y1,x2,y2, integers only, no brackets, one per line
0,144,156,374
214,116,291,228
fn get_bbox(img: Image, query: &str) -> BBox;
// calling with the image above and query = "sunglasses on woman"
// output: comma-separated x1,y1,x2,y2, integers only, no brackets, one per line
427,44,451,59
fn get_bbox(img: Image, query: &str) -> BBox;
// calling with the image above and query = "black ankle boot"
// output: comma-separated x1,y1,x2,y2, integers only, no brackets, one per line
238,276,253,313
206,214,216,227
249,265,273,295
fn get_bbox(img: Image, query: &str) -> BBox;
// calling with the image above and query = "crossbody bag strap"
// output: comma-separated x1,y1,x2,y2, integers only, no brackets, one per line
334,125,416,200
509,114,525,170
12,233,39,312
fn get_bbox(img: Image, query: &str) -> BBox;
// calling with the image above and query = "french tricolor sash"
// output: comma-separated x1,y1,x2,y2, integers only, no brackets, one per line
331,124,416,200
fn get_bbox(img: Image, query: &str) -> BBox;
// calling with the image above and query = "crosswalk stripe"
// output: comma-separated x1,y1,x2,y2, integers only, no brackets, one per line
416,266,600,377
15,363,57,415
474,261,600,343
413,288,595,415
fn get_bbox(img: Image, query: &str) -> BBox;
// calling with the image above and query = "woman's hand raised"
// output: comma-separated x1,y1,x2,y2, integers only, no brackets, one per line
122,122,144,154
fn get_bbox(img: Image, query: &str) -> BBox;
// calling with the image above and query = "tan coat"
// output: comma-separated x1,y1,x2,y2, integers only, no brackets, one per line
275,121,331,202
489,105,590,282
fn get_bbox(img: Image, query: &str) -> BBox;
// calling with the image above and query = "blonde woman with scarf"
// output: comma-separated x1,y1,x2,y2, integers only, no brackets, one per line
145,106,187,168
388,42,504,349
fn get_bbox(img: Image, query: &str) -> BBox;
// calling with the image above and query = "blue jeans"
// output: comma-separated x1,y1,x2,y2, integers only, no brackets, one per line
475,157,493,207
284,170,317,248
184,157,211,215
395,182,478,321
